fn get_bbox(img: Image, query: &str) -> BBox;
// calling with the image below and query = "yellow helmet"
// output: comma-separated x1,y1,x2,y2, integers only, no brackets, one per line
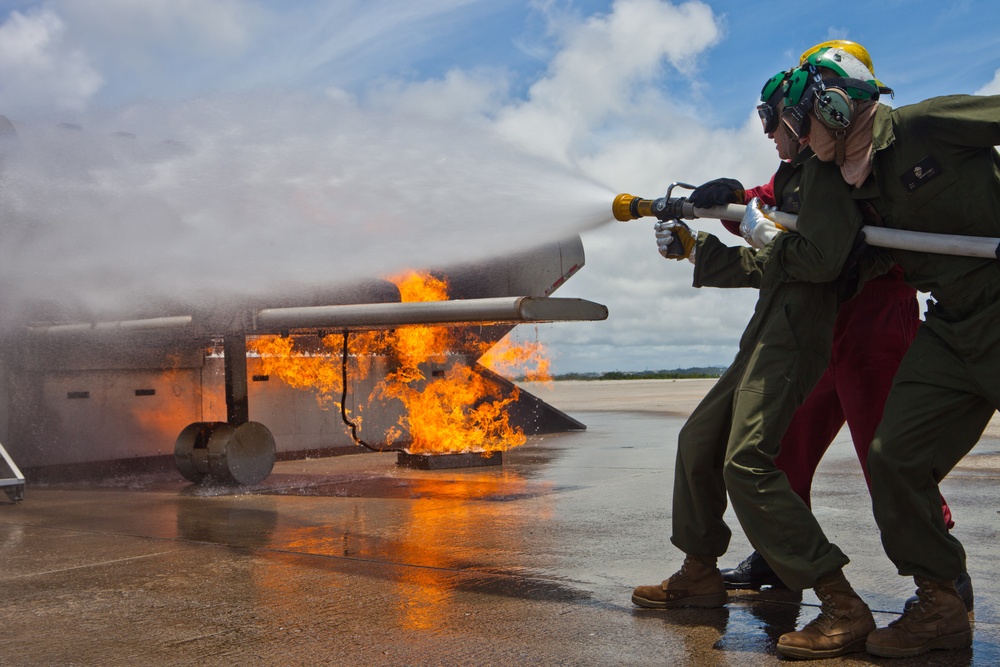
800,40,874,73
800,39,891,96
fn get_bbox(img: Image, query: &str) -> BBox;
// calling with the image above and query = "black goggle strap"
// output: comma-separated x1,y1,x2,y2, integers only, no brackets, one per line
784,79,822,137
783,104,811,138
822,76,880,101
785,65,823,107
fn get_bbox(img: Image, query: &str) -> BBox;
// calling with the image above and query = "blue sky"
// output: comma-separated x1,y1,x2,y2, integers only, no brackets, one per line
8,1,999,119
1,1,999,372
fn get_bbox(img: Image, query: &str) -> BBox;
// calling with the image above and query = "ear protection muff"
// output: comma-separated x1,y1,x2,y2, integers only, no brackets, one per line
783,67,878,138
815,86,854,129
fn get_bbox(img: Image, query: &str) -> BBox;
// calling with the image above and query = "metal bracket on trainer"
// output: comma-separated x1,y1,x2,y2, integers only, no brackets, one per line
0,441,25,502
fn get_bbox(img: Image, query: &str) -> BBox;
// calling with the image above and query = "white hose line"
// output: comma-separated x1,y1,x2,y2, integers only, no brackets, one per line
694,204,1000,259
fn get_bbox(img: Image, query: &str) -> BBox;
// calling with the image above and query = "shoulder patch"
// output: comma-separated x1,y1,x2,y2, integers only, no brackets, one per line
899,155,943,193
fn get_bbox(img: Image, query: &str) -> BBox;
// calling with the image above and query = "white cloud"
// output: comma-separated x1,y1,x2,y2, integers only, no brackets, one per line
495,0,721,164
224,0,506,93
0,8,103,114
475,0,778,371
976,69,1000,95
52,0,259,55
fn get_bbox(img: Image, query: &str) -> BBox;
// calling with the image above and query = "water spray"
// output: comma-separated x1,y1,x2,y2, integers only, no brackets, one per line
0,97,613,324
612,185,1000,259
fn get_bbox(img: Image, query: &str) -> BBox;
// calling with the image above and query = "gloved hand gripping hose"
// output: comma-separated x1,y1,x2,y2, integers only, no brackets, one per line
613,191,1000,259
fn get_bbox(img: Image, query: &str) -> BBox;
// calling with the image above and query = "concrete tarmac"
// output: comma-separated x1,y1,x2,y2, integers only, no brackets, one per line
2,379,998,666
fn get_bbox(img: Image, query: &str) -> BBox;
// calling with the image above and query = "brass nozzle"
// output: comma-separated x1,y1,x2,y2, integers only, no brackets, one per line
612,193,639,221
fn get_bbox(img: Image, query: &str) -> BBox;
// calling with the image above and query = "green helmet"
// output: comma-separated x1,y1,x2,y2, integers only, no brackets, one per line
760,70,789,103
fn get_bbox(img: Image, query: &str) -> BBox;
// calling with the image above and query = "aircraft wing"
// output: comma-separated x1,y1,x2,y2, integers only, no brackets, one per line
26,296,608,337
255,296,608,331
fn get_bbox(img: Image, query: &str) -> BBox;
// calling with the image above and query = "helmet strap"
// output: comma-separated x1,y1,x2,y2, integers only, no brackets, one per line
834,130,847,166
824,77,879,101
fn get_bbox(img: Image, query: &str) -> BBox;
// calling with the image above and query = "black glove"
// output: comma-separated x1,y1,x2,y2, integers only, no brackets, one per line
689,178,744,208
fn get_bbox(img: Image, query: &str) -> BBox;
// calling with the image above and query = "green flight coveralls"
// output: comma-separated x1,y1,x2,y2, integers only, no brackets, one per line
838,96,1000,582
670,149,879,590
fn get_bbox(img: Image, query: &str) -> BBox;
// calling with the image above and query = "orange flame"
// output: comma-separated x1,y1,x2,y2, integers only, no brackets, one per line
249,270,551,454
478,335,552,384
251,335,343,396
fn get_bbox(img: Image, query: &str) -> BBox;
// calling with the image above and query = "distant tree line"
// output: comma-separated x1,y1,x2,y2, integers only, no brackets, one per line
520,367,727,381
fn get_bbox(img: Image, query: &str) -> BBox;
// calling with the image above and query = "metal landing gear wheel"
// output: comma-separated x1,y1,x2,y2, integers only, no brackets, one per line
174,421,276,486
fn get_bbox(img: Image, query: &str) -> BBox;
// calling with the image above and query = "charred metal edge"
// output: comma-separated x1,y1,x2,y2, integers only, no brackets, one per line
396,451,503,470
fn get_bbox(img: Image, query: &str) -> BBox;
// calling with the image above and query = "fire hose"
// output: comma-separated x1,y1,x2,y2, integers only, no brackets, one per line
612,189,1000,260
339,331,400,452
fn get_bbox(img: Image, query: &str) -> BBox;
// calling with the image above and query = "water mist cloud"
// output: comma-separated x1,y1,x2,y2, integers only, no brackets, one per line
0,91,614,323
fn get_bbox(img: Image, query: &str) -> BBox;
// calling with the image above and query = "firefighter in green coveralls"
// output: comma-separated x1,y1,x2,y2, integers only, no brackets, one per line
631,49,891,660
771,54,1000,659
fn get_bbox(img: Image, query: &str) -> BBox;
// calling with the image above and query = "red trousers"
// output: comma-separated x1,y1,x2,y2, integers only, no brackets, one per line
774,272,955,528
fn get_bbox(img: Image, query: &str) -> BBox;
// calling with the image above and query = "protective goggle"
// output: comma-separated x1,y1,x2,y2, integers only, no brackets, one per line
757,70,790,135
781,99,813,139
757,102,778,134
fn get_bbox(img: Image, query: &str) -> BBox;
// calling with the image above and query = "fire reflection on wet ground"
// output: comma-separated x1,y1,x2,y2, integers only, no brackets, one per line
258,471,574,502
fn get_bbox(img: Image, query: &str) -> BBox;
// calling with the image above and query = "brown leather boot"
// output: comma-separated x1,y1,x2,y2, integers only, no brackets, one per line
631,555,727,609
866,576,972,658
775,569,875,659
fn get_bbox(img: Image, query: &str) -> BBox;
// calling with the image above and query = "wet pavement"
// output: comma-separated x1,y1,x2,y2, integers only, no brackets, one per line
1,379,998,666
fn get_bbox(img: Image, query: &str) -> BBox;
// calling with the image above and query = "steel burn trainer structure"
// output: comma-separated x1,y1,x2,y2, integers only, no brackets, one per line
0,236,606,487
